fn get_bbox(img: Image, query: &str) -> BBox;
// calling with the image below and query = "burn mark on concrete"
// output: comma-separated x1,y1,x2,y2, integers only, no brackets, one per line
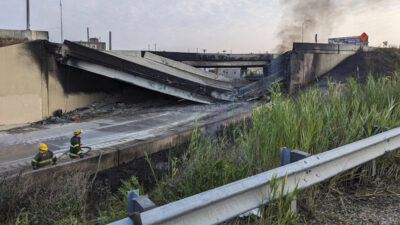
55,64,176,102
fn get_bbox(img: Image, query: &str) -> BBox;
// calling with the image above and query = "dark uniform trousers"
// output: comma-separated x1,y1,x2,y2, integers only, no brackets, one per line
70,136,83,158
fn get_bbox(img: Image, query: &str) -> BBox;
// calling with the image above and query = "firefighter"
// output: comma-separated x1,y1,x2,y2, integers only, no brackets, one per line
69,128,84,159
32,143,57,169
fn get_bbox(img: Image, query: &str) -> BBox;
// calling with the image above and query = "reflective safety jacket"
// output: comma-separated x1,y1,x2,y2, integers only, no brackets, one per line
32,151,57,169
69,136,83,158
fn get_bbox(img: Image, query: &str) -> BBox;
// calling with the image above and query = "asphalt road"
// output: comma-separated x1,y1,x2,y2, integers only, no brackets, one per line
0,102,253,175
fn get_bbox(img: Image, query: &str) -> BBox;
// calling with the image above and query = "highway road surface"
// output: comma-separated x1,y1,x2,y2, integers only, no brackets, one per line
0,102,254,175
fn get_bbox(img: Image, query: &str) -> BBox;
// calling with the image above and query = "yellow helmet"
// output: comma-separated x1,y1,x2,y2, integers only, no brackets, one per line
74,129,82,135
39,143,48,151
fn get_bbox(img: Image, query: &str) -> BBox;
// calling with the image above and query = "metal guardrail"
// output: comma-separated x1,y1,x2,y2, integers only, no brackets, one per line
110,127,400,225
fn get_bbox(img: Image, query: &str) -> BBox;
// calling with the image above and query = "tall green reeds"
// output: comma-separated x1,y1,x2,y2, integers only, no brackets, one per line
95,73,400,224
244,73,400,171
150,73,400,205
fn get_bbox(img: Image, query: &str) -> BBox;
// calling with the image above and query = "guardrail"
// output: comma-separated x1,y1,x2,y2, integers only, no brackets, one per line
110,127,400,225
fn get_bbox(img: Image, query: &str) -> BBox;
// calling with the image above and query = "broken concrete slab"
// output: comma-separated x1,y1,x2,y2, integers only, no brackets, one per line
105,50,234,90
64,58,215,104
57,41,237,104
143,52,232,82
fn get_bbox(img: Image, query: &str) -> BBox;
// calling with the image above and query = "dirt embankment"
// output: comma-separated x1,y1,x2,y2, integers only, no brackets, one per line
300,176,400,224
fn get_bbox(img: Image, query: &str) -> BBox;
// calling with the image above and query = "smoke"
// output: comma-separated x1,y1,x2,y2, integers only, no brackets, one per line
275,0,386,53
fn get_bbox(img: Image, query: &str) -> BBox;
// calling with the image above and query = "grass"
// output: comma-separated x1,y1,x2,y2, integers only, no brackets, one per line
142,73,400,224
147,73,400,203
0,171,90,225
2,73,400,224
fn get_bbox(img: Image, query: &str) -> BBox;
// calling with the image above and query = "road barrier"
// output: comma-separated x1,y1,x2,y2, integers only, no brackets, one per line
109,127,400,225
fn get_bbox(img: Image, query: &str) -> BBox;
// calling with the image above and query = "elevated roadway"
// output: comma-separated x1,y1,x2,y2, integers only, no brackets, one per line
149,51,272,68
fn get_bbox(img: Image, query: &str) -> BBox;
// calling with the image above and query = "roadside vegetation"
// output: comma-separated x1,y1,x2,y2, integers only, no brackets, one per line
2,73,400,224
147,73,400,203
144,73,400,224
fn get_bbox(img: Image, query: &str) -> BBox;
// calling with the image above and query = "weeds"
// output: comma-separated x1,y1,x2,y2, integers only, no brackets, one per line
145,73,400,223
253,175,299,225
0,171,90,225
89,176,144,225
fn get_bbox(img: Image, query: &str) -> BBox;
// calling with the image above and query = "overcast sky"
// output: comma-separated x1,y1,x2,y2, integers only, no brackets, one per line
0,0,399,53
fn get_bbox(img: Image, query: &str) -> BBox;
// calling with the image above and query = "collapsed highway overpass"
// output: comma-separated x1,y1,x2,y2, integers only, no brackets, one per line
0,39,370,126
0,38,378,183
56,41,236,104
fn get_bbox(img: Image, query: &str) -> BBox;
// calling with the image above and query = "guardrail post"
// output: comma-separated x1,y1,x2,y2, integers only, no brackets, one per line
127,189,140,215
280,147,311,213
280,147,291,166
128,192,156,224
290,196,297,213
127,190,156,216
372,159,376,177
108,190,156,225
130,195,156,214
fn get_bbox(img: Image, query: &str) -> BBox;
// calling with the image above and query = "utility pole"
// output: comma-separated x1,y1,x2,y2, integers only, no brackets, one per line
301,22,304,43
154,43,156,51
60,0,63,42
26,0,30,30
87,27,90,42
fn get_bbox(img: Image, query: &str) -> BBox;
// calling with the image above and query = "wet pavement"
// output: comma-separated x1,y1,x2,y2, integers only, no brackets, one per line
0,102,254,175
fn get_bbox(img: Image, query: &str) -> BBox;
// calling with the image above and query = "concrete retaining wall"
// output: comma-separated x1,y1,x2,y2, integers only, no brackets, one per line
0,41,130,125
289,52,351,91
288,43,371,92
0,42,46,124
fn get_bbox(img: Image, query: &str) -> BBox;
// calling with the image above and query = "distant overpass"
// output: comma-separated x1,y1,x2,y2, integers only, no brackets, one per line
146,51,273,68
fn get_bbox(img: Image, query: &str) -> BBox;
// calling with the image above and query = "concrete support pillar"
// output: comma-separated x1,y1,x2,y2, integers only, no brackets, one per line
241,67,247,77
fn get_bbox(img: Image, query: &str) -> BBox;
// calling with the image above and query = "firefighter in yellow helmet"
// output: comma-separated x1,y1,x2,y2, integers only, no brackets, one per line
31,143,57,169
69,129,84,159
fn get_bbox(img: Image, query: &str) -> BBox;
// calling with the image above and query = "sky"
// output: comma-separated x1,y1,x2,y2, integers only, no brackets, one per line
0,0,399,53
